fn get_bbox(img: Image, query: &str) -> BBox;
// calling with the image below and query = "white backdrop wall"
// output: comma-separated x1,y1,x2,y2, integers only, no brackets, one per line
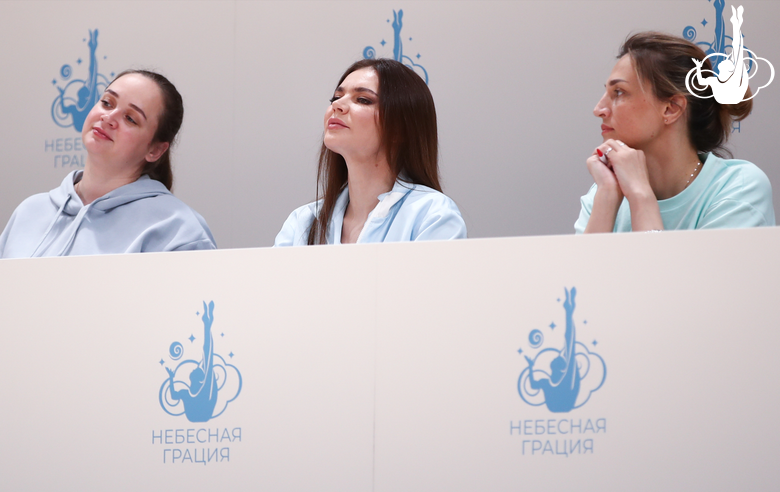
1,0,778,249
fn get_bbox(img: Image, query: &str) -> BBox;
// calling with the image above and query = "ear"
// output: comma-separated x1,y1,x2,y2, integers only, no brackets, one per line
663,94,688,125
145,141,170,163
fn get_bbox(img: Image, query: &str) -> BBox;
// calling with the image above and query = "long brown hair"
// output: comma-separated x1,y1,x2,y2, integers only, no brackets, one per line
109,69,184,190
619,32,752,158
307,58,441,245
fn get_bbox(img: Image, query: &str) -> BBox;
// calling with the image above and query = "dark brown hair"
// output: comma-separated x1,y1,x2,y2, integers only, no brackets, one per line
307,58,441,245
109,69,184,190
619,32,752,157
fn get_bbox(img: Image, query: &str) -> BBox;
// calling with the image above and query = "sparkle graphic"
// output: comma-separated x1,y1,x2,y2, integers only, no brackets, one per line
549,322,556,329
188,334,196,343
362,9,429,84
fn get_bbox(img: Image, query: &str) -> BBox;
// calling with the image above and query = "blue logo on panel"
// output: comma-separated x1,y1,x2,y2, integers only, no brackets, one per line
363,9,429,84
159,301,242,422
517,288,606,412
50,29,113,132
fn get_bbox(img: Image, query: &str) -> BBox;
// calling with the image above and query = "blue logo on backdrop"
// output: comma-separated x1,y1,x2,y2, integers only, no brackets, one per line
683,0,756,133
517,288,606,412
363,9,429,84
159,301,243,422
50,29,113,133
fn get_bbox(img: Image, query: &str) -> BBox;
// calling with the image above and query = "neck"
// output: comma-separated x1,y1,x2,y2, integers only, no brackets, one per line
77,155,142,205
641,125,701,200
344,154,395,219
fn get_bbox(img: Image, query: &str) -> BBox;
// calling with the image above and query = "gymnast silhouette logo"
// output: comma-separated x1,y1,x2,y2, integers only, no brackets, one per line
363,9,429,84
517,288,606,413
684,4,774,104
159,301,243,422
50,29,113,132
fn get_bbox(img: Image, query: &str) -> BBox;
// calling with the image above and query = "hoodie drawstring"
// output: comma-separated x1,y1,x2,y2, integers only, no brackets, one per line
30,195,70,257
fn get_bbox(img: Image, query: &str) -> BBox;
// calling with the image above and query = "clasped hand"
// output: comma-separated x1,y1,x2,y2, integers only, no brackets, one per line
587,139,653,202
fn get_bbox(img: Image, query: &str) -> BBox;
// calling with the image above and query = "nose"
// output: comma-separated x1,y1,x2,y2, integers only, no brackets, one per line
593,93,609,118
101,109,119,128
331,97,347,114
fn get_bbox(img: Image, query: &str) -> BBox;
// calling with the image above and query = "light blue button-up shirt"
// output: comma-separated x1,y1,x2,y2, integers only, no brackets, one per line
274,180,467,246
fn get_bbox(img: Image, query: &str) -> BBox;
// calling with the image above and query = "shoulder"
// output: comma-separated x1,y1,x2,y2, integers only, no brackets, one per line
13,192,54,214
402,184,462,211
706,154,773,199
119,188,216,250
274,200,320,247
397,184,467,240
696,154,775,227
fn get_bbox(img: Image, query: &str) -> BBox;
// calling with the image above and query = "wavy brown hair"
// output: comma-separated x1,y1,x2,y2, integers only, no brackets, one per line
307,58,441,245
619,32,752,158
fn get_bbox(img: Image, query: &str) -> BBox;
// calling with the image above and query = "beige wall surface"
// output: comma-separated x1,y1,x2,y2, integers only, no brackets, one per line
1,0,778,248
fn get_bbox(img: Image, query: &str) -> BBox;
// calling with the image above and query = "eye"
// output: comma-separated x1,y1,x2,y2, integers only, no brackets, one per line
125,114,137,125
329,95,341,103
613,88,624,97
100,98,112,108
357,97,374,105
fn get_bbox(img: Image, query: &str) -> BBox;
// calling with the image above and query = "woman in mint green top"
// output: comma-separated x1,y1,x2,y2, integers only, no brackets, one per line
576,31,774,233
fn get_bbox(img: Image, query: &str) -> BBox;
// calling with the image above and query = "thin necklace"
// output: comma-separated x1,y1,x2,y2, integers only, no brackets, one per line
684,161,702,190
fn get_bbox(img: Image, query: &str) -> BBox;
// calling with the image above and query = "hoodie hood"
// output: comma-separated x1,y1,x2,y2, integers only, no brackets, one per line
49,170,170,215
32,170,171,256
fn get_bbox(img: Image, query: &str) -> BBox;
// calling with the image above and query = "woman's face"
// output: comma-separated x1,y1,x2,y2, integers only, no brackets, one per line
82,73,168,171
323,67,383,162
593,55,666,149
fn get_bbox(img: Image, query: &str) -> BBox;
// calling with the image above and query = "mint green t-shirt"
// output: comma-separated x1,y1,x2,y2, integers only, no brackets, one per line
575,153,775,233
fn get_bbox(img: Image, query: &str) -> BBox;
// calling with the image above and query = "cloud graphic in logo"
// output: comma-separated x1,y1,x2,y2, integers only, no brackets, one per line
518,343,606,409
160,354,242,420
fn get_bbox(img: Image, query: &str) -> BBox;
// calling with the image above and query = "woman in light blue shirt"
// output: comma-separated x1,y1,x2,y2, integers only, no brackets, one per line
576,31,774,233
275,58,466,246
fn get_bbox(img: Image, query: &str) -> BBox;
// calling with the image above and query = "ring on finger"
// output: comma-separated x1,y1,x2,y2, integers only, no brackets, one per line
604,146,613,157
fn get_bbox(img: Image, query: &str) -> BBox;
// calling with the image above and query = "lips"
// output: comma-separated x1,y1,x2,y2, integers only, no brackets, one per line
327,117,348,129
601,124,614,134
92,126,113,141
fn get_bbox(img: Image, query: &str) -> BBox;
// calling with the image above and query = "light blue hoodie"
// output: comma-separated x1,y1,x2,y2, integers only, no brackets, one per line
0,170,216,258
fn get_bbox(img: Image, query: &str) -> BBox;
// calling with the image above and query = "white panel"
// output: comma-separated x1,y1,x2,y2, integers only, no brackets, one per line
1,229,779,489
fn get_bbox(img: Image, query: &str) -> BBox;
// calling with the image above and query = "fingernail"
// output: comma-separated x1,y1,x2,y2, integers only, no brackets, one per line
596,149,603,157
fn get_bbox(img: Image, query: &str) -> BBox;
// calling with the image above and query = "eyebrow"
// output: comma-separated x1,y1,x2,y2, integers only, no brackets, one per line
606,78,628,87
105,89,148,120
334,86,378,96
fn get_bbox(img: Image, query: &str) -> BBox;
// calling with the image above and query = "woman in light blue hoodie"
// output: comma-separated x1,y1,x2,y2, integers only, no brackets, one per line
0,70,216,258
274,59,466,246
